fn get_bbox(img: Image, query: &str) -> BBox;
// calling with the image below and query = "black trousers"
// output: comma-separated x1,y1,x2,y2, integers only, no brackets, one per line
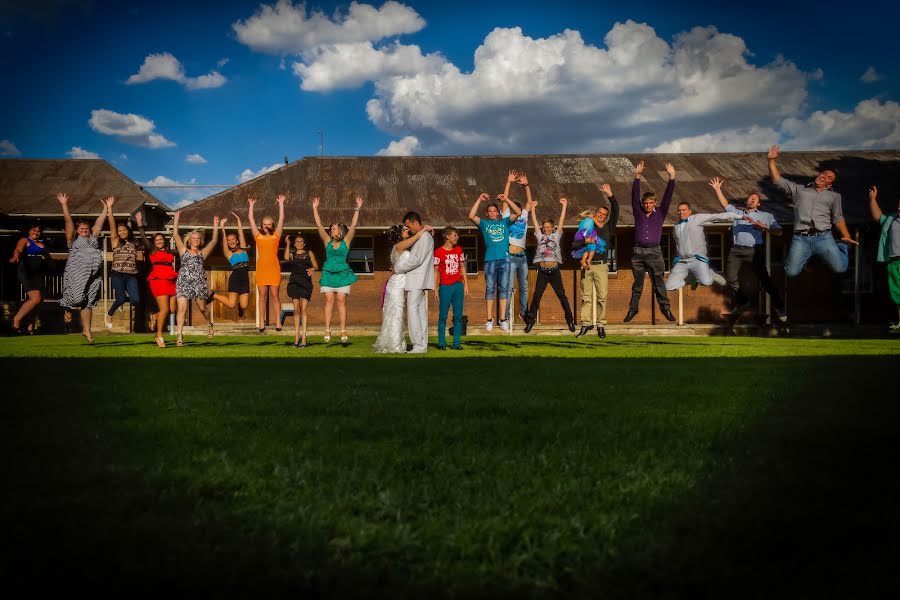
527,266,574,323
630,245,670,311
726,245,784,309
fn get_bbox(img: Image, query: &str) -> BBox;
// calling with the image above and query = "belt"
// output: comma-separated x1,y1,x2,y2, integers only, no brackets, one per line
634,243,660,249
732,244,756,249
538,264,560,273
590,259,611,265
796,229,830,237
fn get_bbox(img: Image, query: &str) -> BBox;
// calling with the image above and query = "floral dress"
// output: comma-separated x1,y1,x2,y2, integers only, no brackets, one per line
175,251,209,299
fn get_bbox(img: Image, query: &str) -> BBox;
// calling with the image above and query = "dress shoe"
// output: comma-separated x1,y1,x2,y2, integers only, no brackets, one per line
597,326,606,338
661,307,676,322
567,320,576,332
575,325,594,338
524,320,535,333
623,309,638,322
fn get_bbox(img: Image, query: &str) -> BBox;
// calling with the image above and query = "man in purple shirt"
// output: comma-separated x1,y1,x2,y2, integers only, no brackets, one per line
626,161,677,322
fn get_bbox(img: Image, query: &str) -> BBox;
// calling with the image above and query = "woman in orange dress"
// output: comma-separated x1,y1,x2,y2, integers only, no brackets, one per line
248,194,286,332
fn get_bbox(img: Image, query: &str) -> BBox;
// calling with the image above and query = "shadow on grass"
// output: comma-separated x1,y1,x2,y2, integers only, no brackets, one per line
2,356,898,598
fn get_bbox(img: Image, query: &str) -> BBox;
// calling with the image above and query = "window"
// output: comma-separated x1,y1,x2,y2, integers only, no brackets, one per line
459,234,479,274
348,235,374,274
659,233,672,272
706,232,724,271
608,234,618,273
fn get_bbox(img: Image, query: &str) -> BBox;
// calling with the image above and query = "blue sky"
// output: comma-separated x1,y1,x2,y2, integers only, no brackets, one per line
1,0,898,207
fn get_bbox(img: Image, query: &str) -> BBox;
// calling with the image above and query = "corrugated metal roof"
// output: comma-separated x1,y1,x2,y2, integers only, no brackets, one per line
0,158,171,216
174,151,900,228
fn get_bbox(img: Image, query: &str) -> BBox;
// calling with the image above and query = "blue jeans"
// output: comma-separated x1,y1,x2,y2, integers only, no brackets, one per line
438,281,465,348
484,257,511,299
108,271,141,316
505,252,529,320
784,234,849,277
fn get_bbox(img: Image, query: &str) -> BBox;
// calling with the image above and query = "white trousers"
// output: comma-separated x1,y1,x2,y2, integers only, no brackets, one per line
665,258,716,291
406,289,428,353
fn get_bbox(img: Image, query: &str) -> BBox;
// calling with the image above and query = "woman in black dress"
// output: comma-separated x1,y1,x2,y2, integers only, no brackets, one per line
8,222,50,333
282,234,318,348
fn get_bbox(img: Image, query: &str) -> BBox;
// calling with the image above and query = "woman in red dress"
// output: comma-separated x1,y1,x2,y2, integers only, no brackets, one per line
137,212,177,347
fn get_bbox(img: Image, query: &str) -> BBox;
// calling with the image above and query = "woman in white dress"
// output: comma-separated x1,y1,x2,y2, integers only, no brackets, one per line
373,223,433,353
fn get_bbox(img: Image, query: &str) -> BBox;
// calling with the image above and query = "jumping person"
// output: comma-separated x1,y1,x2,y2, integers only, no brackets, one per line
665,202,742,293
433,226,469,350
57,193,106,342
211,212,251,319
103,196,141,330
468,191,521,332
311,195,363,343
503,170,531,322
868,186,900,331
767,145,857,277
524,197,575,334
136,211,177,347
626,161,677,323
9,222,49,333
282,234,319,348
172,211,219,346
709,177,786,324
248,195,286,333
575,183,619,339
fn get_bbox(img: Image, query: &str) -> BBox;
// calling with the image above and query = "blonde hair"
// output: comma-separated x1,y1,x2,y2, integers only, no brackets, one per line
187,228,205,248
579,210,593,219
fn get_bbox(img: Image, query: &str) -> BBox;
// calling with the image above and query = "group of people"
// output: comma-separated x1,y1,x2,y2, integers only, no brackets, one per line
9,147,900,345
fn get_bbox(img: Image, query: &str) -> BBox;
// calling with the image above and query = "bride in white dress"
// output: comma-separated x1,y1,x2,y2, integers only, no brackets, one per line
373,223,433,353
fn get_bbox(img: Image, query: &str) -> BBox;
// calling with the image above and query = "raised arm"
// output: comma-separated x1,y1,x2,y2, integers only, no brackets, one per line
500,193,522,221
57,193,75,243
530,202,541,234
519,171,533,215
504,169,516,201
220,217,233,260
344,196,363,246
91,199,108,238
229,213,247,248
247,197,260,237
275,194,286,236
659,163,676,215
767,145,782,184
283,234,292,261
105,196,119,248
469,192,488,226
201,216,220,259
311,197,329,243
172,211,186,255
558,196,568,230
708,177,729,210
632,161,643,215
868,186,883,222
135,211,152,251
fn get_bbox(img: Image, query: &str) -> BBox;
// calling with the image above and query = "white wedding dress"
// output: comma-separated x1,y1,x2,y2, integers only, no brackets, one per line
373,247,411,353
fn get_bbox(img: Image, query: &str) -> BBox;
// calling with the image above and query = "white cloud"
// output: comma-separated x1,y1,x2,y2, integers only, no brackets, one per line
233,0,425,54
0,139,21,157
860,66,882,83
650,126,779,153
126,52,227,90
377,135,420,156
217,57,229,68
780,99,900,150
141,175,226,209
119,154,128,162
359,22,813,153
66,146,100,159
237,162,283,183
186,153,207,164
89,109,175,148
293,40,445,91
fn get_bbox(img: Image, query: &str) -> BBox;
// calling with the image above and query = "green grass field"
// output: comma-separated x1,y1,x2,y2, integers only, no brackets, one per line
2,335,898,597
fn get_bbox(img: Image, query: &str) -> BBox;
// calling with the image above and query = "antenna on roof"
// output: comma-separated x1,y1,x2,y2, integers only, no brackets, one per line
318,130,324,157
284,155,288,165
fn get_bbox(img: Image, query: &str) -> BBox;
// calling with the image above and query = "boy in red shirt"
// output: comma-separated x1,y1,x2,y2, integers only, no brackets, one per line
433,226,469,349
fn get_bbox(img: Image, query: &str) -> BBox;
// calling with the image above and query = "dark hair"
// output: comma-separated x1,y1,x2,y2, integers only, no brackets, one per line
442,226,458,240
641,192,657,203
25,221,42,234
822,167,839,179
386,224,405,245
513,201,522,210
75,219,91,229
402,211,422,224
678,201,691,209
328,222,348,240
486,203,499,212
543,219,556,228
116,222,134,241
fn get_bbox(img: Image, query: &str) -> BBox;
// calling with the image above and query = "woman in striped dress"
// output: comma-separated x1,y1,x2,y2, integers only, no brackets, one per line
57,193,107,342
172,211,219,346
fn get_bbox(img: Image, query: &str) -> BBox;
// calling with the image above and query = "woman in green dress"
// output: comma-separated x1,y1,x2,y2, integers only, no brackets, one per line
311,195,363,343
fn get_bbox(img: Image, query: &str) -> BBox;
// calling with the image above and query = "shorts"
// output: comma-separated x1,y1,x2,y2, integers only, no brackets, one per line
320,285,351,294
888,258,900,304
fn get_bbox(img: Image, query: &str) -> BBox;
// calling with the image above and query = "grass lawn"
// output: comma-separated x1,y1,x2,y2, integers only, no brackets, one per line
2,334,898,597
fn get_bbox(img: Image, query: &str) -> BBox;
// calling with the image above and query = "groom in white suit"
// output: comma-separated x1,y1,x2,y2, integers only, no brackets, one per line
395,211,434,353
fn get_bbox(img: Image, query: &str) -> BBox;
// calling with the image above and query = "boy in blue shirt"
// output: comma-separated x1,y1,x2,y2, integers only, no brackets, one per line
469,191,522,331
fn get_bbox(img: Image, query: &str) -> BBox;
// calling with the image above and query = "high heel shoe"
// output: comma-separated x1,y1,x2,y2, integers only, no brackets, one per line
155,335,166,348
81,331,94,343
176,334,184,347
207,322,214,339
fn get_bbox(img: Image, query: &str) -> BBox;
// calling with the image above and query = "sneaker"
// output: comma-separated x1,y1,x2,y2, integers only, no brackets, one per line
499,319,510,332
104,315,113,330
889,323,900,334
713,273,727,286
485,319,493,332
436,345,447,350
774,306,788,323
452,345,464,350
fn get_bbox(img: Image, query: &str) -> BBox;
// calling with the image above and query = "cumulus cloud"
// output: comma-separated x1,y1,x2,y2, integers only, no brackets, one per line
237,162,283,183
650,126,780,153
294,41,445,91
377,135,420,156
66,146,100,159
141,175,226,209
186,153,207,164
217,57,229,68
233,0,425,54
0,139,21,156
89,109,175,148
860,66,882,83
126,52,227,90
780,99,900,150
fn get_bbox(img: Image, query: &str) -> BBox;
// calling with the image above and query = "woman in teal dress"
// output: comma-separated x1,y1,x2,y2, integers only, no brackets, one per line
311,195,363,343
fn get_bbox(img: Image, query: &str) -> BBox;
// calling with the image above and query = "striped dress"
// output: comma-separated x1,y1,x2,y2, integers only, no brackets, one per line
61,235,103,310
